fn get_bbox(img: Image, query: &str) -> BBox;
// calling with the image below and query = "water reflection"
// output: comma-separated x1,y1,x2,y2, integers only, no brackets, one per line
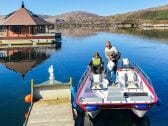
93,110,150,126
59,28,97,38
0,45,61,78
0,28,167,126
59,28,168,43
114,29,168,43
78,109,151,126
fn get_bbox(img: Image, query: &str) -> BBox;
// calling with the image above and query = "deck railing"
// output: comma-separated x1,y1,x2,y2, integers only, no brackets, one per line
135,64,153,87
77,66,89,90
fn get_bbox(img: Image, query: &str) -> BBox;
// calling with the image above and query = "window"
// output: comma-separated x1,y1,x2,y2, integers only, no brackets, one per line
0,26,5,32
11,26,21,34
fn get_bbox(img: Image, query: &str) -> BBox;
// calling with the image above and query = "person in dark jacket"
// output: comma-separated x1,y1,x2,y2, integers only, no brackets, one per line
89,52,104,74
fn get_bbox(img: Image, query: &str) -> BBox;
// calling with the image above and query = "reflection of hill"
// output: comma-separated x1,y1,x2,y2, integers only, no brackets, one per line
58,28,168,43
60,28,97,38
110,29,168,43
0,47,59,77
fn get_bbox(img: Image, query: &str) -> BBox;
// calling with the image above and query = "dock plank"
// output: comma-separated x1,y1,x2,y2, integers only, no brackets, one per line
26,100,74,126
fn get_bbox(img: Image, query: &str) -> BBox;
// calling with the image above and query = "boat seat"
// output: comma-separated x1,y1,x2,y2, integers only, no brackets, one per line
125,71,139,89
108,86,123,92
127,82,138,89
129,96,152,102
91,74,102,90
92,74,102,83
108,92,122,97
91,82,102,89
108,86,123,98
91,74,109,90
82,97,103,103
107,96,126,102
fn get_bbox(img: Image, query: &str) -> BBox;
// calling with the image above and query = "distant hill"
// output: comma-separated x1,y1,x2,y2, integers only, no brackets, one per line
108,4,168,24
44,5,168,28
56,11,99,19
1,5,168,28
45,11,112,28
45,11,100,23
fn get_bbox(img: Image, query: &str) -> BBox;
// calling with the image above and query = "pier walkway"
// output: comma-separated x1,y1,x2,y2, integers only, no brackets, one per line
24,77,75,126
26,99,74,126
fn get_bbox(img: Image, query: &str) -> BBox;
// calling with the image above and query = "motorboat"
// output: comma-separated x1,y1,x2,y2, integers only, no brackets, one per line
75,58,158,118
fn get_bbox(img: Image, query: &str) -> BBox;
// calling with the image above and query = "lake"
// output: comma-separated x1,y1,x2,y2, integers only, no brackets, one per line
0,29,168,126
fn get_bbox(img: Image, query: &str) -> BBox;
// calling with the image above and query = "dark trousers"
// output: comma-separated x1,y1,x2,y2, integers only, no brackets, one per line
91,65,103,74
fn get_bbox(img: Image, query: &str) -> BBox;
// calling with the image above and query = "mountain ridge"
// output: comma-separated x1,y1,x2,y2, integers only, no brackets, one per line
1,4,168,27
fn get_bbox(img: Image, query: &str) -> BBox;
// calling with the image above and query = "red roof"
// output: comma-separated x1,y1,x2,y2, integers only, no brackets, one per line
0,17,4,25
2,7,51,25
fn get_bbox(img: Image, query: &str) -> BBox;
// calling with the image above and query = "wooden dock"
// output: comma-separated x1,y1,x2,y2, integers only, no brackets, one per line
26,100,74,126
0,35,55,40
24,77,75,126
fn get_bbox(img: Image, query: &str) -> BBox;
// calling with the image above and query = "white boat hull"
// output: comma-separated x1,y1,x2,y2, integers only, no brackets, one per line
132,109,147,118
87,109,101,118
76,62,158,119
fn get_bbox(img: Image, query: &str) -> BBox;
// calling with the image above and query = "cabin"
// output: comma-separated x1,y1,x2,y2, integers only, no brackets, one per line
0,2,53,38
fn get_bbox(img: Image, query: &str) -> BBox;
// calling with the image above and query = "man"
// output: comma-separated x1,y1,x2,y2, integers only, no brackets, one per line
105,41,119,63
105,41,120,82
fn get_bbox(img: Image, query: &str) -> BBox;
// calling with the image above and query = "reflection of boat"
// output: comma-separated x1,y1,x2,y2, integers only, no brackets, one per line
75,58,158,119
93,109,150,126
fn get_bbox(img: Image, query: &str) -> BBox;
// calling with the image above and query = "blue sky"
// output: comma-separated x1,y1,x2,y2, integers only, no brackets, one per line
0,0,168,16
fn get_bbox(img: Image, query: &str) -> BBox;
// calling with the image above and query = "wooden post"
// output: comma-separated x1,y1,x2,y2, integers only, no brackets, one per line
7,26,9,37
29,26,31,35
31,79,34,104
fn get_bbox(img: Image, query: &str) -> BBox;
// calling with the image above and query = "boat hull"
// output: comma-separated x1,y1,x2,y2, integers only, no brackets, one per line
132,109,147,118
86,108,148,119
76,63,158,119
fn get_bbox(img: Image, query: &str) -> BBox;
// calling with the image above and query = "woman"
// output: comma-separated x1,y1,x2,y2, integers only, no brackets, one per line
89,52,104,74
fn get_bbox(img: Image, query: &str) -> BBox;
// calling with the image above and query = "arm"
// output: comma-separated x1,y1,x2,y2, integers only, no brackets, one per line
105,48,111,61
112,47,118,54
100,57,104,66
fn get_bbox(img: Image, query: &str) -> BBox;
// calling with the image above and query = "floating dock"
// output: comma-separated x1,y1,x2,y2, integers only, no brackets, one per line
0,33,61,48
24,69,74,126
26,100,74,126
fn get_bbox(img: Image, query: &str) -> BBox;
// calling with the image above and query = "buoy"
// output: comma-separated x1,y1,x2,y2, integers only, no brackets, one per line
25,94,32,103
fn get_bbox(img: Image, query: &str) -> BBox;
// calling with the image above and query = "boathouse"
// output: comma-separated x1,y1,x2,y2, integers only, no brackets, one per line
0,2,52,38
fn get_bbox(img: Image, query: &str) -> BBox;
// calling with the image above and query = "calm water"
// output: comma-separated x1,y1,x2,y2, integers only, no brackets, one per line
0,29,168,126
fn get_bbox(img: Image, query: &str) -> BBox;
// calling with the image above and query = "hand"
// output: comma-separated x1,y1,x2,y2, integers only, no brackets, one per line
108,57,111,61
